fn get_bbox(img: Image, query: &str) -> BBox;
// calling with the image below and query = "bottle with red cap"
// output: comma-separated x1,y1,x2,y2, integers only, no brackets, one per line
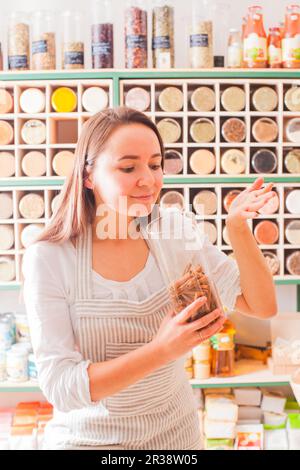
268,27,282,68
243,5,267,68
282,4,300,68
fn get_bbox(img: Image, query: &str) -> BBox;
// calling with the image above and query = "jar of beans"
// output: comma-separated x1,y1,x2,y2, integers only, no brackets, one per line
152,0,175,68
31,10,56,70
125,0,148,69
8,11,30,71
61,11,85,70
91,0,114,69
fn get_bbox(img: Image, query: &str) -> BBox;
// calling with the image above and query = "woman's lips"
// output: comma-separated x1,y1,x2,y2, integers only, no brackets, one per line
131,194,154,201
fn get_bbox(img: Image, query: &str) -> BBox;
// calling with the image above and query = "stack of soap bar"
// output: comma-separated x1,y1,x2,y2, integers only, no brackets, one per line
287,414,300,450
0,225,14,250
261,389,287,414
235,424,264,450
0,193,14,219
238,405,263,423
0,256,15,282
0,152,15,177
204,394,238,440
19,193,45,219
234,388,262,406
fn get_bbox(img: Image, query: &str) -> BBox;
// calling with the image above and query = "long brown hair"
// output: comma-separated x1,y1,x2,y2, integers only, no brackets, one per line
36,106,165,245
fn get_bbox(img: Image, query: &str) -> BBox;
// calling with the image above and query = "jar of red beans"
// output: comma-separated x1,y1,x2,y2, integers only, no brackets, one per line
124,0,148,68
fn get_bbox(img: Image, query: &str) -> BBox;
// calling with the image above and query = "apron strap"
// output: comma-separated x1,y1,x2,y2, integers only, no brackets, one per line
75,224,93,300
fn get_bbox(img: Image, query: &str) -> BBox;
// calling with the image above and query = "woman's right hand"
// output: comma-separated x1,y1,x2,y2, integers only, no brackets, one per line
152,296,226,363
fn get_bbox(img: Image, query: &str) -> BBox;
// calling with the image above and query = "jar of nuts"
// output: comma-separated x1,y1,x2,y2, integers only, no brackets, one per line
61,11,85,70
124,0,148,69
8,11,30,71
31,10,56,70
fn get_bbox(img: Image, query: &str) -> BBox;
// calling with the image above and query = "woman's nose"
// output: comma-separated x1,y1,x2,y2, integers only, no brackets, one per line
137,167,156,186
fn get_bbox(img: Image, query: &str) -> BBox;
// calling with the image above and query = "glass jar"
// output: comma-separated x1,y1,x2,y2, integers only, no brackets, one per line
152,0,174,68
227,29,242,68
61,11,85,69
125,0,148,68
243,5,267,68
282,4,300,69
91,0,114,69
31,10,56,70
145,210,225,322
6,349,28,382
210,318,235,377
15,312,31,343
0,42,3,71
0,350,6,382
189,0,213,69
0,314,13,351
7,11,30,70
267,27,282,68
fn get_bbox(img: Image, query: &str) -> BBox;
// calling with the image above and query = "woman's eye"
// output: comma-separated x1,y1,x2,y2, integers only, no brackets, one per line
120,167,134,173
151,165,162,170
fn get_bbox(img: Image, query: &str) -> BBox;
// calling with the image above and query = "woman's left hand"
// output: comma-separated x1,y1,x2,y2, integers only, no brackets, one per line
226,177,276,229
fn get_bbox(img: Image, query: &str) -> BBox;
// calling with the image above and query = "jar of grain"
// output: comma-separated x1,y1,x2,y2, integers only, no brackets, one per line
61,11,85,70
8,12,30,71
189,0,213,68
152,0,175,68
31,10,56,70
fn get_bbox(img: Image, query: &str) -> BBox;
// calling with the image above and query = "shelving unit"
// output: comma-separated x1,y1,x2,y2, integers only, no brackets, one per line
0,69,299,392
0,360,290,392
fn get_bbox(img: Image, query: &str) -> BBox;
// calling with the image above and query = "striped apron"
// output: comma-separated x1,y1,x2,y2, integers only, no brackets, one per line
43,224,201,450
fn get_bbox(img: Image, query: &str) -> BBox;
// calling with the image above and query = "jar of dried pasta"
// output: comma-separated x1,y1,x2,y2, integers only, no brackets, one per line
31,10,56,70
61,11,84,70
8,12,30,70
152,0,175,68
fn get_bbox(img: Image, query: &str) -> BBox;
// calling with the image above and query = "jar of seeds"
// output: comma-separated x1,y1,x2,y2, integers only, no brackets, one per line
8,11,30,70
189,0,213,68
31,11,56,70
91,0,114,69
61,11,85,70
125,0,148,69
152,0,174,68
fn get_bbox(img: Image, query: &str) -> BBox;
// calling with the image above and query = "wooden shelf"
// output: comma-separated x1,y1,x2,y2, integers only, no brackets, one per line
0,360,290,392
190,360,290,389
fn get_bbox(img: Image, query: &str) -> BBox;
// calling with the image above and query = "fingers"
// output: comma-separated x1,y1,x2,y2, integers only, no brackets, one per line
176,296,208,324
194,315,226,343
246,177,264,192
188,308,223,331
253,183,274,197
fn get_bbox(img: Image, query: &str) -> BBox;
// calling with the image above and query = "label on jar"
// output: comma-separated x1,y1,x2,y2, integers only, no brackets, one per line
189,34,209,48
282,36,300,63
210,333,234,351
32,40,48,55
244,33,267,62
152,36,171,50
228,44,243,67
92,42,112,56
64,51,84,65
126,35,147,50
268,45,282,65
8,55,28,69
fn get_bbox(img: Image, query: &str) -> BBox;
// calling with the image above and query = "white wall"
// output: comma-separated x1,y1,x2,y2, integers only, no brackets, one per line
0,0,293,69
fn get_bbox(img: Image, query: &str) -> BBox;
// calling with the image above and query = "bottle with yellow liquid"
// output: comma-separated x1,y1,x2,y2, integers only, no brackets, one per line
210,318,236,377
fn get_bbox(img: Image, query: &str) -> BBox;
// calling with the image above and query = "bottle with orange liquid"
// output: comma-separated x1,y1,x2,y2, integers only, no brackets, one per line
210,317,236,377
282,4,300,68
243,5,267,68
268,27,282,68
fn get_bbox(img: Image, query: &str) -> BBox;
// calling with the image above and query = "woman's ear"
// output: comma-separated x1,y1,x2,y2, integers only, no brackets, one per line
84,178,94,190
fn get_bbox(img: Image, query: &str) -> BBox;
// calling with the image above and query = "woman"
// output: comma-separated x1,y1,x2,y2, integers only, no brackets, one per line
22,107,277,450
